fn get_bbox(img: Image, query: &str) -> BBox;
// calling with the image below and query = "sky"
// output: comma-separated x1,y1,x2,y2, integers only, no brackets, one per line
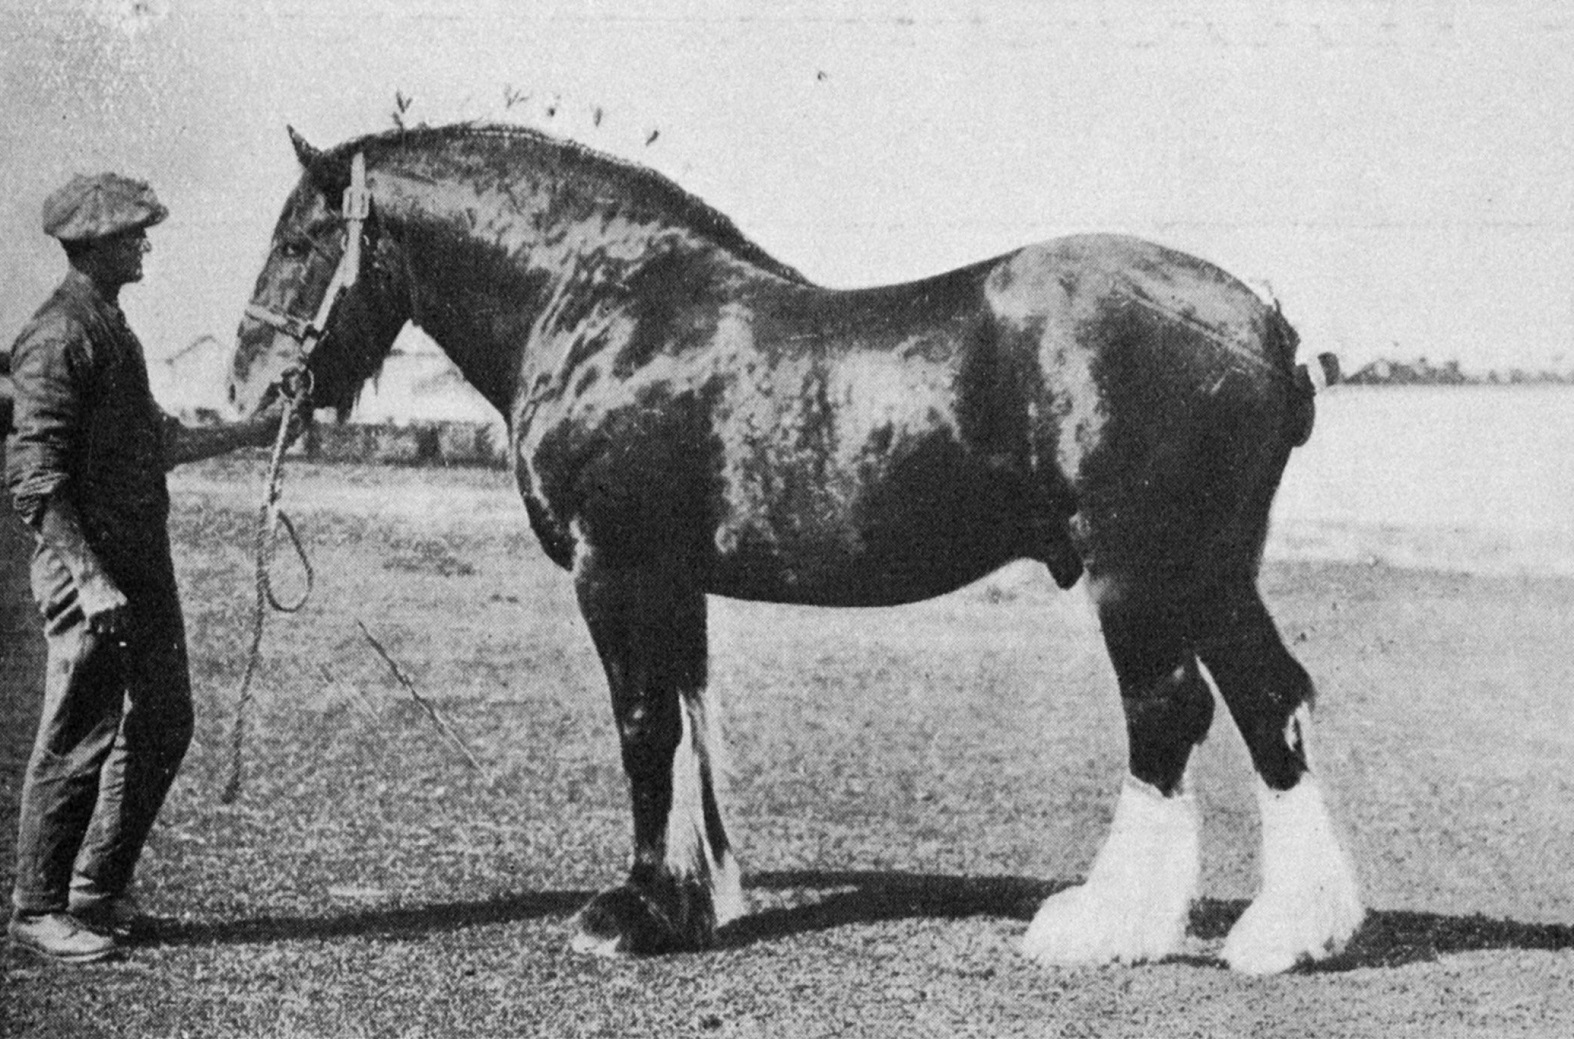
2,0,1571,409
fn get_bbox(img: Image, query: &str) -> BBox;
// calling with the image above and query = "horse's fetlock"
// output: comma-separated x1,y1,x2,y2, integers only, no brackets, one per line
572,873,718,956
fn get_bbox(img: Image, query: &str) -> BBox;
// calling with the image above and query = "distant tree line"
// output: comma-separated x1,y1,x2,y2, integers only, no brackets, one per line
1346,357,1574,386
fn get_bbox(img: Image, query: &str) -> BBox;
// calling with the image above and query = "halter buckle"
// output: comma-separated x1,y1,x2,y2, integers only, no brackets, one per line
280,365,315,403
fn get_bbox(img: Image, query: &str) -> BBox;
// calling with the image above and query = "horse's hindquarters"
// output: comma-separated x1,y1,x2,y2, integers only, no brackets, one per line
996,239,1303,597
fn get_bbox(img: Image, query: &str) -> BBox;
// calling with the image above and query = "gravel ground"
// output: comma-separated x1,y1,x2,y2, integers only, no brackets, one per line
3,459,1573,1038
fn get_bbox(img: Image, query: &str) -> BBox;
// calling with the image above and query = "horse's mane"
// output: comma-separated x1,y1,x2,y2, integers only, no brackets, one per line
330,122,809,285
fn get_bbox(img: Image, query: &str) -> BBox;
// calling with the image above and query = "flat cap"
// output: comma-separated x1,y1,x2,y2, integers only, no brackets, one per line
42,173,168,242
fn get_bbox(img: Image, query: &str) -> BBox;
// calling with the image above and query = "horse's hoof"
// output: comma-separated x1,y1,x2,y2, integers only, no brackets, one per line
570,884,712,957
1024,884,1166,966
1220,899,1364,975
1223,777,1365,975
1220,881,1364,975
1023,778,1199,967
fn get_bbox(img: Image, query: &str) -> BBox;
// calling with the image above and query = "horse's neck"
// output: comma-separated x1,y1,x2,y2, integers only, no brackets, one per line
402,295,517,417
395,190,781,415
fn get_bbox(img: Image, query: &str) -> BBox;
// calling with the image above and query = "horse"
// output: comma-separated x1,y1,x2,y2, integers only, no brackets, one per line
228,122,1363,974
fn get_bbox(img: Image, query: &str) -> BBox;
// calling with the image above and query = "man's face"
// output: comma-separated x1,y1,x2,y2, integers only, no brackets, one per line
95,228,150,285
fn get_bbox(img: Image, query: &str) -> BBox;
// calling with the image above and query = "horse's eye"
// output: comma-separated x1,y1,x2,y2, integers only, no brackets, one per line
279,240,309,260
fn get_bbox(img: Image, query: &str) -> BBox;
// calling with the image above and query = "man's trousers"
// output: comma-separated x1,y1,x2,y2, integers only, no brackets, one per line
10,528,193,915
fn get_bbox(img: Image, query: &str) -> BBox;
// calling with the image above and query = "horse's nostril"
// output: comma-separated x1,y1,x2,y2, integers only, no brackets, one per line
228,384,237,404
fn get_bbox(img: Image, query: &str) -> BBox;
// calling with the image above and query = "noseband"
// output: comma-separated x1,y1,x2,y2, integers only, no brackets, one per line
243,151,372,394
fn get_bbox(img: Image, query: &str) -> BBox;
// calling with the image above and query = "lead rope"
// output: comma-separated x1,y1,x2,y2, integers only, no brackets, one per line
220,153,367,803
220,388,314,804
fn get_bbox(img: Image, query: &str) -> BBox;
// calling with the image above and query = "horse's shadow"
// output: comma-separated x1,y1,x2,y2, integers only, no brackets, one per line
725,869,1056,945
1231,902,1574,972
155,889,590,947
154,870,1574,972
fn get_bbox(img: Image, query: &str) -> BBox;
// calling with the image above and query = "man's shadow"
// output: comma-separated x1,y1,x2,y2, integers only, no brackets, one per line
153,869,1574,971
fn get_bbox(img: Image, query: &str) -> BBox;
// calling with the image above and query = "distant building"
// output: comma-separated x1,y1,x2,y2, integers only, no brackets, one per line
352,332,502,432
1346,355,1574,386
1346,356,1468,386
151,334,230,423
151,328,504,437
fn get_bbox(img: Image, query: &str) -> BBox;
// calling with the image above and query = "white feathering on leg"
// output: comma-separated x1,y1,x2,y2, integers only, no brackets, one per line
711,847,745,927
1023,775,1200,966
699,688,744,925
1222,772,1364,975
665,694,745,927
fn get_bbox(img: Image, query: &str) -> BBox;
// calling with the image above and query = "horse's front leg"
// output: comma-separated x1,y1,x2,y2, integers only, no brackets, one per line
569,552,743,956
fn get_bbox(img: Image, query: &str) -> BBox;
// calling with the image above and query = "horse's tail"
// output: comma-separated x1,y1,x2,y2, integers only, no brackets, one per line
1266,301,1340,448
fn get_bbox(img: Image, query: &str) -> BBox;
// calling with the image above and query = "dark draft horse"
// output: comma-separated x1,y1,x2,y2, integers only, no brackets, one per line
229,123,1362,974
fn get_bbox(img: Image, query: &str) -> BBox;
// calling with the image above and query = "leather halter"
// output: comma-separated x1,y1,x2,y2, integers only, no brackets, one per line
242,152,372,382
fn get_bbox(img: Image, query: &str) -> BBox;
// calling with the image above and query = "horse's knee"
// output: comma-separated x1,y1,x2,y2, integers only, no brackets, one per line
617,699,680,758
613,694,692,813
1122,656,1213,738
1215,650,1313,781
1099,603,1214,794
1120,658,1214,794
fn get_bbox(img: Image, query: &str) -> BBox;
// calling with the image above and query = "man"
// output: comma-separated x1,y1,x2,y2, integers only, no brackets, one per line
6,173,299,963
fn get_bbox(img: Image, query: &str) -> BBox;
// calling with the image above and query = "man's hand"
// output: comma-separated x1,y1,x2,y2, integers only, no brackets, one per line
77,571,130,641
251,396,309,449
164,399,311,466
37,494,127,639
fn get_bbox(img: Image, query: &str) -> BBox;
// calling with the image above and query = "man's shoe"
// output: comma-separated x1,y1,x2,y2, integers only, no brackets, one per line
68,891,145,941
8,912,122,963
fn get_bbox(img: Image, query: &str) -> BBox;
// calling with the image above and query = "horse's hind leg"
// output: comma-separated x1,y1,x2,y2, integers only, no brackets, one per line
1023,590,1211,966
1194,581,1363,974
569,554,742,955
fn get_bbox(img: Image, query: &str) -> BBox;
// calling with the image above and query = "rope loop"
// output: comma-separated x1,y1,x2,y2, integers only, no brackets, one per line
220,392,315,803
263,510,313,613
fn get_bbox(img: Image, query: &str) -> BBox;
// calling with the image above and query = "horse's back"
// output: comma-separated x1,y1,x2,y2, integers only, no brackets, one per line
987,234,1289,376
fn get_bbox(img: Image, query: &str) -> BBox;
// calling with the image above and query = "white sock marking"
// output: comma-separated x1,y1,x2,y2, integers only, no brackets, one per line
1222,772,1364,974
1023,775,1200,966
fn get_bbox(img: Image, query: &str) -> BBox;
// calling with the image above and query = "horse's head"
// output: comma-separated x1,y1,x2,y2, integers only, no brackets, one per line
228,128,409,419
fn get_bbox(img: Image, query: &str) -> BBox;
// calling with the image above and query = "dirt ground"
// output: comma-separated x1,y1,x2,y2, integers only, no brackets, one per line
3,458,1573,1038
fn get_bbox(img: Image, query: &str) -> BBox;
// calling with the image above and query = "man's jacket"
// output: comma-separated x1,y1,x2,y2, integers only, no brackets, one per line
6,270,178,559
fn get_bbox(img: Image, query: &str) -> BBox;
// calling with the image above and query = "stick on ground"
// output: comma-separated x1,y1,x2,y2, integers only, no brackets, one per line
355,619,485,774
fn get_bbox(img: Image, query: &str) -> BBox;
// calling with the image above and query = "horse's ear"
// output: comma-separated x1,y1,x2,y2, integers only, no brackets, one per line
288,126,353,204
288,125,321,168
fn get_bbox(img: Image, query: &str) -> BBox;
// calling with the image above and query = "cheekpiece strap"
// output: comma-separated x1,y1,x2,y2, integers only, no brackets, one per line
340,153,369,290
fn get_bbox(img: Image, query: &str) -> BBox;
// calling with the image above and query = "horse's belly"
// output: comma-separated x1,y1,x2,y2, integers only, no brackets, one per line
707,428,1034,607
707,535,1020,607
